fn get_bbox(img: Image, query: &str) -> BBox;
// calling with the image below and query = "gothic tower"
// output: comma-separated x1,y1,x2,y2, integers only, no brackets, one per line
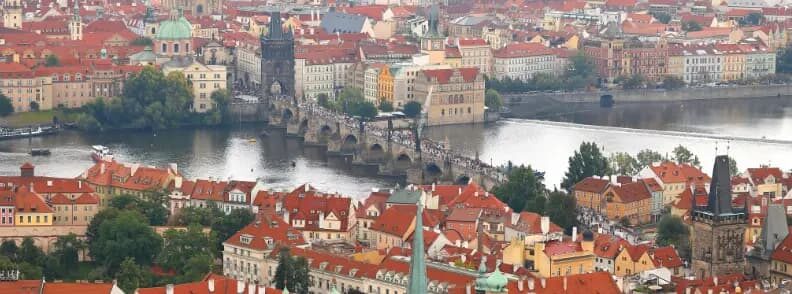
69,2,83,41
691,155,748,279
420,4,445,64
260,10,295,103
2,0,23,29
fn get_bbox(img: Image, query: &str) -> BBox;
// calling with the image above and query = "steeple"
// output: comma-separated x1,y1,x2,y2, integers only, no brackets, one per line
407,203,427,294
69,1,83,40
705,155,733,216
426,3,441,38
267,11,285,40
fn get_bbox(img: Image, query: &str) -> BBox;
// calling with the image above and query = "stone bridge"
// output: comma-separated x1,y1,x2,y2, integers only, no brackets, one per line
267,98,504,190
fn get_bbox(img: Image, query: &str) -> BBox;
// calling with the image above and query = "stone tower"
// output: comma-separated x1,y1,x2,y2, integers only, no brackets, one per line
260,10,295,103
69,2,83,40
2,0,23,29
691,155,748,279
420,4,445,64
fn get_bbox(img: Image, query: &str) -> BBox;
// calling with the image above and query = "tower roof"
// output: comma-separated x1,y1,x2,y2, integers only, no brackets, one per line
156,9,192,40
706,155,734,216
407,203,427,293
426,4,442,38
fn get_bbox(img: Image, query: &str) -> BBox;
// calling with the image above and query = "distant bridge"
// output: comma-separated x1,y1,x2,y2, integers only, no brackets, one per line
267,98,505,190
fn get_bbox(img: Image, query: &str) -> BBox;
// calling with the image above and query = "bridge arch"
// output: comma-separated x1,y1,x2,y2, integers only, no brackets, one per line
340,134,359,154
424,163,444,183
395,153,412,170
368,143,385,162
455,175,471,185
298,119,309,136
318,125,333,144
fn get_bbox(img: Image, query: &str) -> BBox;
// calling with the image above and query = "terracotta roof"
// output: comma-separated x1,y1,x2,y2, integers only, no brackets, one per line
673,274,757,294
494,42,555,58
446,207,482,222
747,167,784,186
572,177,610,193
593,235,629,259
223,215,306,251
282,185,353,232
14,186,53,213
611,181,652,203
340,5,388,21
624,243,651,262
506,212,563,234
82,160,176,192
356,190,390,219
421,68,480,84
138,276,281,294
649,161,710,185
651,246,683,268
772,233,792,264
0,280,116,294
544,240,583,257
371,205,417,237
506,271,620,293
457,38,488,46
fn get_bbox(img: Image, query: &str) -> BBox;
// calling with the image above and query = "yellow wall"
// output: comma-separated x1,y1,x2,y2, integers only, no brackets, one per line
615,250,655,277
16,212,53,226
534,241,595,277
378,67,394,104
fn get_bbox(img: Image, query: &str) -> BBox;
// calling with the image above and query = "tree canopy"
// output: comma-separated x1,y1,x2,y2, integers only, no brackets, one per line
493,165,546,213
89,210,163,275
661,75,686,90
561,142,609,192
157,225,215,279
672,145,701,167
0,93,13,117
45,55,60,67
273,247,310,293
609,152,639,175
485,89,503,110
319,88,379,119
402,101,422,118
656,215,691,260
682,21,703,32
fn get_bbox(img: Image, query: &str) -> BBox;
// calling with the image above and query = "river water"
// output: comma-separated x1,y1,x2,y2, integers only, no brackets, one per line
1,97,791,197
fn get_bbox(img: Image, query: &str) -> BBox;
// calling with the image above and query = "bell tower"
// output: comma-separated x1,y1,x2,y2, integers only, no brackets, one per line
2,0,23,29
69,2,83,40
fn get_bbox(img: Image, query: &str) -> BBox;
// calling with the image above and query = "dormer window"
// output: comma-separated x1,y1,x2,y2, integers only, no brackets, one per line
319,262,328,270
240,234,253,244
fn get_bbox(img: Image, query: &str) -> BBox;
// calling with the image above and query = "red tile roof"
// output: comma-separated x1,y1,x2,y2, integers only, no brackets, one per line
651,246,683,268
494,42,555,58
421,67,480,84
340,5,388,21
506,212,563,235
572,177,610,193
544,240,584,256
82,160,176,192
747,167,784,185
138,276,281,294
593,235,629,259
282,185,353,232
772,233,792,264
649,161,710,185
224,214,306,251
611,181,652,203
371,205,417,237
457,38,488,46
14,186,53,213
506,271,620,293
0,280,116,294
446,207,482,222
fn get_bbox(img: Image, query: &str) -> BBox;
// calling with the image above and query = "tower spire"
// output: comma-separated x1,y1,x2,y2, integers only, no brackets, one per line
407,203,427,294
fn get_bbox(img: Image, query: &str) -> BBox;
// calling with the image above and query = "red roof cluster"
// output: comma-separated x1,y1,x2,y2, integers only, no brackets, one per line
224,214,306,251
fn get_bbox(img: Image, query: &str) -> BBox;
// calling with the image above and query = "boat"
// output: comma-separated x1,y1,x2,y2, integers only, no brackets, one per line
30,148,51,156
248,138,257,143
91,145,113,162
0,126,58,140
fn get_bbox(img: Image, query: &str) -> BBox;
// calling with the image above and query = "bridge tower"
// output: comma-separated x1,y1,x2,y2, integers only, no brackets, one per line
260,10,295,105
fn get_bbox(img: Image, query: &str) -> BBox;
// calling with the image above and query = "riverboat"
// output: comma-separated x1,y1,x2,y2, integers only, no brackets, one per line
30,148,51,156
91,145,113,162
0,126,58,140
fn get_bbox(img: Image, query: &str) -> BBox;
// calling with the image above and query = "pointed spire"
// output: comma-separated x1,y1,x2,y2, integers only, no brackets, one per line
72,0,80,22
407,203,427,294
706,155,733,216
426,3,441,37
267,11,284,40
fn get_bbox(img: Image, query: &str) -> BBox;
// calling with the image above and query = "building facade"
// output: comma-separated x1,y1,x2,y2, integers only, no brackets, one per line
260,11,295,102
415,67,485,126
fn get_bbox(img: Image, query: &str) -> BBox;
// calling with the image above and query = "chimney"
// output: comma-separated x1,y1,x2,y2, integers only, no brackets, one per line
248,283,255,294
685,287,692,294
707,289,713,294
258,285,266,294
528,278,535,290
540,278,546,288
237,280,245,294
166,284,174,294
474,191,479,197
465,282,472,294
305,184,309,192
458,187,462,195
47,180,53,187
563,276,568,291
518,277,525,291
714,276,719,286
208,279,215,292
572,226,578,242
78,181,82,189
540,216,549,235
169,163,178,174
100,162,105,174
432,182,436,191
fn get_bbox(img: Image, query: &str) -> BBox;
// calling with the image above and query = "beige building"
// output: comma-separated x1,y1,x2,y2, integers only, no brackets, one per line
222,215,307,283
493,42,567,81
163,58,227,112
455,38,493,76
415,67,486,126
0,63,53,112
50,193,99,226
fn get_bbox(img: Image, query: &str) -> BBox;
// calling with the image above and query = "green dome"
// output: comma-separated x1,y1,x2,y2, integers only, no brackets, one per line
485,268,508,291
156,16,192,40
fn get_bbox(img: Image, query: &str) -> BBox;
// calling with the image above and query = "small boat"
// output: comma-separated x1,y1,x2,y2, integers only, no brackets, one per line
91,145,113,162
30,148,51,156
248,138,257,143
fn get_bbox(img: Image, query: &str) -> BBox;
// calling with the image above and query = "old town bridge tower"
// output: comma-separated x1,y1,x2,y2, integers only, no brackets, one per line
691,155,748,279
260,10,295,103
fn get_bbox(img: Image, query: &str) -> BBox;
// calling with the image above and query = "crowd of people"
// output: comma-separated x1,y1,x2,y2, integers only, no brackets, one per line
271,95,505,182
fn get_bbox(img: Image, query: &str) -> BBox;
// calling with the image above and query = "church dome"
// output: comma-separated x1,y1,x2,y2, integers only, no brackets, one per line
485,268,508,291
156,14,192,41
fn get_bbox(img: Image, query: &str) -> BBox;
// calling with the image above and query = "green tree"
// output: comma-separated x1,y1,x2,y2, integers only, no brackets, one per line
210,89,231,124
157,225,214,275
729,157,739,176
620,74,646,89
651,12,671,24
45,54,60,67
109,193,169,226
485,89,503,110
636,149,664,168
565,52,596,89
89,210,163,274
492,165,545,213
609,152,639,175
274,247,293,290
682,21,703,32
656,215,691,260
317,93,331,109
402,101,422,118
0,240,18,261
777,45,792,74
18,238,44,265
561,142,609,192
50,233,85,273
672,145,701,167
661,75,686,90
116,257,146,293
174,206,215,226
379,100,394,112
289,256,311,293
182,253,214,282
545,189,577,231
0,93,13,117
211,208,255,252
349,100,378,119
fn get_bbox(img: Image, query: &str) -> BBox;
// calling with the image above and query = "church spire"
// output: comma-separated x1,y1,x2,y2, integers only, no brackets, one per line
407,203,427,294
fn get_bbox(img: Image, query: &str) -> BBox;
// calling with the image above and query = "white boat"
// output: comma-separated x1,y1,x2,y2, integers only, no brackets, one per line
91,145,113,162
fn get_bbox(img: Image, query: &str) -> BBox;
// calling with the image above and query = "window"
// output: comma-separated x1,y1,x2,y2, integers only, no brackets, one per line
174,43,180,53
162,43,167,53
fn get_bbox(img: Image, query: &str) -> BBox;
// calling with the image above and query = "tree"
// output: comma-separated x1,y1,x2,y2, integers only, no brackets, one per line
274,248,293,290
565,53,596,89
492,165,545,213
210,208,255,252
50,233,85,273
651,12,671,24
656,215,691,260
317,93,331,109
485,89,503,110
0,93,13,117
672,145,700,167
29,101,39,112
18,238,44,265
545,189,577,231
109,193,169,226
620,75,646,89
609,152,639,175
157,225,215,275
378,100,394,112
210,89,231,124
777,45,792,74
561,142,609,192
116,257,146,293
45,55,60,67
349,100,378,120
182,253,214,282
0,240,18,261
273,247,310,293
174,206,215,226
89,210,163,274
636,149,663,168
402,101,422,118
661,75,686,90
729,157,739,176
682,21,703,32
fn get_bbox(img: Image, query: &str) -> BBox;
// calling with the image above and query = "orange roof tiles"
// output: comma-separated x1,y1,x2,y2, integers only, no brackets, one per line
494,42,555,58
611,181,652,203
651,246,683,268
593,235,629,259
224,215,306,251
572,177,610,193
507,271,620,293
371,205,417,237
747,167,784,185
544,240,583,256
507,212,563,235
421,67,480,84
14,186,53,213
137,276,281,294
649,161,710,185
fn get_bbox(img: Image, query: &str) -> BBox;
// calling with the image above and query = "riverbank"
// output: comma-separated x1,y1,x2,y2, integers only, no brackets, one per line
0,109,79,128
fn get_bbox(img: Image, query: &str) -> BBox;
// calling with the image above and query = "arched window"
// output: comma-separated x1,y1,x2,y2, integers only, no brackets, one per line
174,43,180,53
161,43,167,53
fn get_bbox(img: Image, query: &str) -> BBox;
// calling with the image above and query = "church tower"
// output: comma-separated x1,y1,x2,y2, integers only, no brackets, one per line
691,155,748,279
2,0,23,29
260,11,295,103
420,4,445,64
69,2,83,40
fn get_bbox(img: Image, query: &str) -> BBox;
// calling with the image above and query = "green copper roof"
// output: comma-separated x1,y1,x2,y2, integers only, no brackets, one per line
407,203,427,294
485,267,508,291
156,12,192,41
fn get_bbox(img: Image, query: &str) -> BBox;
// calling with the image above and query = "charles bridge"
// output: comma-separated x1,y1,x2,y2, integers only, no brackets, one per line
265,97,505,190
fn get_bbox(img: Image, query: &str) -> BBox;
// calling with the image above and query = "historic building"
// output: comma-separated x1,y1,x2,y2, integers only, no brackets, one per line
160,0,222,16
414,67,486,126
260,11,295,102
420,4,446,65
162,57,227,112
691,155,748,279
2,0,22,29
155,10,193,58
747,204,789,279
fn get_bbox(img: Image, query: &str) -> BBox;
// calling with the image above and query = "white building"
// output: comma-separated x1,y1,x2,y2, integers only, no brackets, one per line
493,43,567,81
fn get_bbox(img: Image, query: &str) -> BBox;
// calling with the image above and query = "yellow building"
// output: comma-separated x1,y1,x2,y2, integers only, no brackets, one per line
614,244,655,276
50,193,100,226
370,206,416,250
14,186,53,226
572,177,611,215
162,59,227,113
716,44,746,81
770,234,792,285
533,234,595,278
746,167,785,198
81,160,178,206
378,66,394,105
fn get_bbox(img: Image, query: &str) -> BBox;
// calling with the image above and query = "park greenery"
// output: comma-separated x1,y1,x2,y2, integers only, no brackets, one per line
402,101,422,118
682,20,703,32
75,66,229,131
485,89,503,110
650,11,671,24
561,142,609,192
485,52,596,93
273,247,311,293
45,55,60,67
493,165,579,231
0,93,13,117
317,88,379,120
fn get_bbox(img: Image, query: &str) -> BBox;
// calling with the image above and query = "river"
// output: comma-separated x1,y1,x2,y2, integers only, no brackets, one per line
1,98,791,196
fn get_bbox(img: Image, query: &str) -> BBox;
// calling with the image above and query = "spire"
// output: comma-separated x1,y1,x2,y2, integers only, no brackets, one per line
755,204,789,255
706,155,733,216
72,1,80,22
426,3,441,37
407,203,427,294
267,11,284,40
